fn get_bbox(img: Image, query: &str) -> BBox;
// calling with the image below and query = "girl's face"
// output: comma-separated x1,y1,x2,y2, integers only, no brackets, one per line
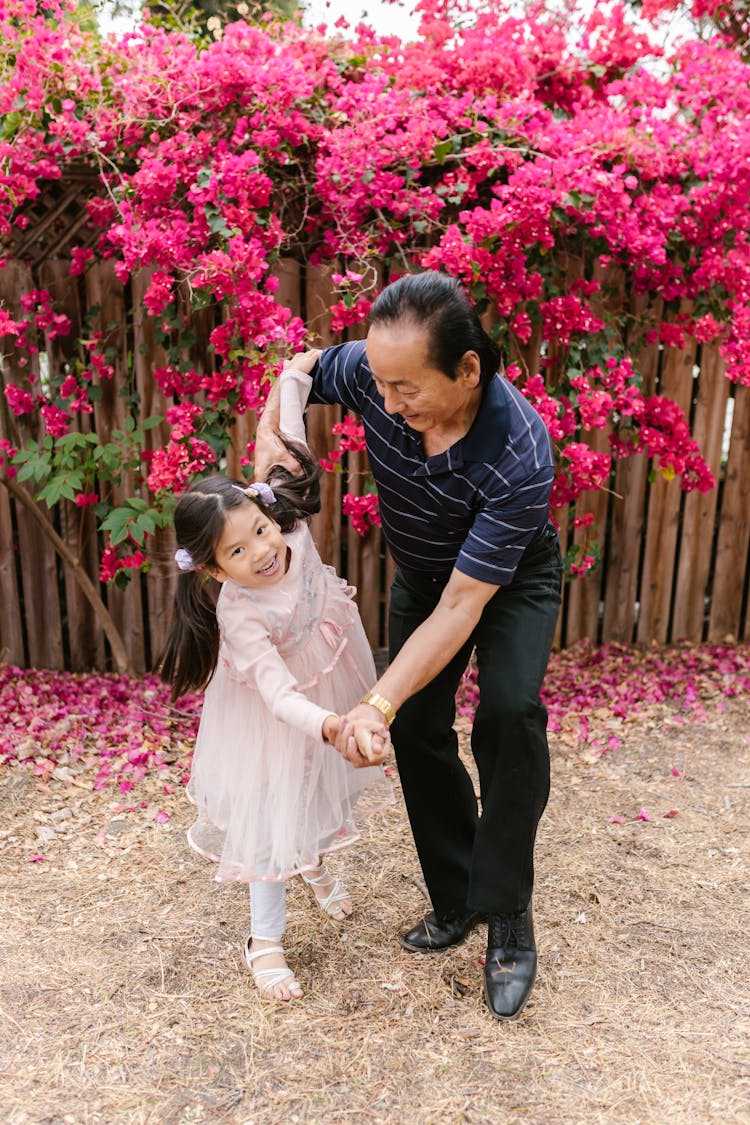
208,501,289,589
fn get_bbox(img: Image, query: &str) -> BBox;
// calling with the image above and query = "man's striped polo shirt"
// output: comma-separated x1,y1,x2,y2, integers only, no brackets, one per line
309,339,555,587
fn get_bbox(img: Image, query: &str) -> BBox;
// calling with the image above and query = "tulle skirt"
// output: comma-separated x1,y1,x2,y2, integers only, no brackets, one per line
186,589,393,883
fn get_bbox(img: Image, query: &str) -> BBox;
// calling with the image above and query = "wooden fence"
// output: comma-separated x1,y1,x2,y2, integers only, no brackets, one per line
0,251,749,674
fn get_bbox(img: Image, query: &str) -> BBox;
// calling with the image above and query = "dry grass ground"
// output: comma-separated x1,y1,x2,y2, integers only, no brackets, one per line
0,696,748,1125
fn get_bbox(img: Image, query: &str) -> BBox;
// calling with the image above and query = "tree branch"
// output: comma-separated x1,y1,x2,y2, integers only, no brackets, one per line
1,476,134,675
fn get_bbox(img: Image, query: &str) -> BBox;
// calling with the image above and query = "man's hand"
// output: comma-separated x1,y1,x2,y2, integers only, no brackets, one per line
334,703,391,767
284,349,321,376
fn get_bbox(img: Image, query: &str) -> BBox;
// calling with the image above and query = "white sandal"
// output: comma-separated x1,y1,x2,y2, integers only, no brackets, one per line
244,941,303,1000
300,863,352,920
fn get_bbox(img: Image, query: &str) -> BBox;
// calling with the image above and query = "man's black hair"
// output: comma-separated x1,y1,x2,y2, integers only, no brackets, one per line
369,271,501,388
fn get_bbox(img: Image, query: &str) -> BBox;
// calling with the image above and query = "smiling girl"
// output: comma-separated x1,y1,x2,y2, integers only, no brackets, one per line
159,437,392,1002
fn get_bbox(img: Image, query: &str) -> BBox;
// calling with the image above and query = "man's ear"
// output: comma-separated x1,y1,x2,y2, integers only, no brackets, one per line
457,349,481,387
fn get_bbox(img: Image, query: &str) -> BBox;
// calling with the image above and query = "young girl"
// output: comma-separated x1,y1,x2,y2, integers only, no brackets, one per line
160,437,392,1003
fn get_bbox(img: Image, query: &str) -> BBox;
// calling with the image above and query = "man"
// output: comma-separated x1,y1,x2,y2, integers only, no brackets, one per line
255,271,562,1020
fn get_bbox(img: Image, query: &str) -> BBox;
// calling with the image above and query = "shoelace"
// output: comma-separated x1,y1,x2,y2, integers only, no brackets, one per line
488,913,531,949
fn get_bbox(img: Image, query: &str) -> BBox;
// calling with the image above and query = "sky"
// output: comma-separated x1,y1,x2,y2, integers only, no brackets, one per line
98,1,693,60
99,0,422,37
301,0,420,37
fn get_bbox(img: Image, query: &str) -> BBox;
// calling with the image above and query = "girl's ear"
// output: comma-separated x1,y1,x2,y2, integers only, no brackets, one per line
204,564,226,583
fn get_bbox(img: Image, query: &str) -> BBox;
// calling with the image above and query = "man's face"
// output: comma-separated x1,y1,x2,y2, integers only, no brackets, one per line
365,321,480,437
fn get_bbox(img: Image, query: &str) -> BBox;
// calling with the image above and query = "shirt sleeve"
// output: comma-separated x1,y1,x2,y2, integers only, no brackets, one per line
454,463,555,586
218,594,334,742
308,340,369,413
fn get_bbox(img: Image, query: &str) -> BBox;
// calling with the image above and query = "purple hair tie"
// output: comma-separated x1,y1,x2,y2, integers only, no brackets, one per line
174,547,195,572
236,482,276,505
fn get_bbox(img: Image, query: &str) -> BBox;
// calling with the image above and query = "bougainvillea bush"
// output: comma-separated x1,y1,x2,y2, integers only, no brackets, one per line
1,0,750,584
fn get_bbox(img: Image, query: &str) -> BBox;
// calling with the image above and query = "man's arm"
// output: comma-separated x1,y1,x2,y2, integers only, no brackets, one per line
335,570,500,765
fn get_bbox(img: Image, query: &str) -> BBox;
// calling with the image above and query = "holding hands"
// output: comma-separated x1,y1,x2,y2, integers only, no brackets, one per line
336,700,395,768
323,708,391,767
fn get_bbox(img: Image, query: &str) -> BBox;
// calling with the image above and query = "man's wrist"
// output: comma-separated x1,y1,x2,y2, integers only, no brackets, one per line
359,691,397,726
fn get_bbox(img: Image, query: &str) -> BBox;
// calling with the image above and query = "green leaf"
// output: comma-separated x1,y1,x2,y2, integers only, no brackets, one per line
114,568,132,591
1,111,24,141
100,508,132,546
39,478,77,505
205,208,230,237
433,139,452,164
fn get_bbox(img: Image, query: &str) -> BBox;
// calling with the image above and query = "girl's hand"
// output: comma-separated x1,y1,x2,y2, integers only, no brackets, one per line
254,430,299,482
322,714,339,745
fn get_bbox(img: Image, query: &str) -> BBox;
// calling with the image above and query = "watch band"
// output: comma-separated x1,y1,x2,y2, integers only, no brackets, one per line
359,690,397,726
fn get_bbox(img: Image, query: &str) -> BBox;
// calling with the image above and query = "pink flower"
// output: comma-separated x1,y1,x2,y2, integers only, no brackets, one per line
342,492,381,536
40,403,72,438
70,247,94,275
4,384,34,416
0,308,20,337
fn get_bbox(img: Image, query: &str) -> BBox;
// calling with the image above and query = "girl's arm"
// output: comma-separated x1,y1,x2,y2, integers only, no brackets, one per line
220,598,388,759
254,352,320,480
253,652,388,762
241,641,339,743
279,367,313,448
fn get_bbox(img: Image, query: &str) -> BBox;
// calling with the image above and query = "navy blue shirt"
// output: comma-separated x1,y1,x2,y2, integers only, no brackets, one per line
310,340,555,587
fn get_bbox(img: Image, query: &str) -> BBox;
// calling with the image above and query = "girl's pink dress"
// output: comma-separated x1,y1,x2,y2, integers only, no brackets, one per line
186,522,393,882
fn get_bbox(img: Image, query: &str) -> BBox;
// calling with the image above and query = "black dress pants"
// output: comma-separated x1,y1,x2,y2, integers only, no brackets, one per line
389,522,563,917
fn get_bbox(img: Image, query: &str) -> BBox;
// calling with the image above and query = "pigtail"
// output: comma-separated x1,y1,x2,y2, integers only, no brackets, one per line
159,570,220,700
265,435,321,532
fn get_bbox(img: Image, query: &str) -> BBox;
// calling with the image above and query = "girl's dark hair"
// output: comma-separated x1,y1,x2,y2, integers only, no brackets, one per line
369,271,501,388
159,437,320,700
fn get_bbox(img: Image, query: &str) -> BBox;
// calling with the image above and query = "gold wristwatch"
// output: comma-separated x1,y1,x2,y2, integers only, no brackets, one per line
359,691,397,726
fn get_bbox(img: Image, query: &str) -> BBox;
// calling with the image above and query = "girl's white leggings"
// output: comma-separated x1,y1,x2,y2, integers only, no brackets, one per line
249,879,287,941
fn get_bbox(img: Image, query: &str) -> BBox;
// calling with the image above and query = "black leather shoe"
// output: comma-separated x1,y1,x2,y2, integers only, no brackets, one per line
483,905,537,1021
399,909,485,953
